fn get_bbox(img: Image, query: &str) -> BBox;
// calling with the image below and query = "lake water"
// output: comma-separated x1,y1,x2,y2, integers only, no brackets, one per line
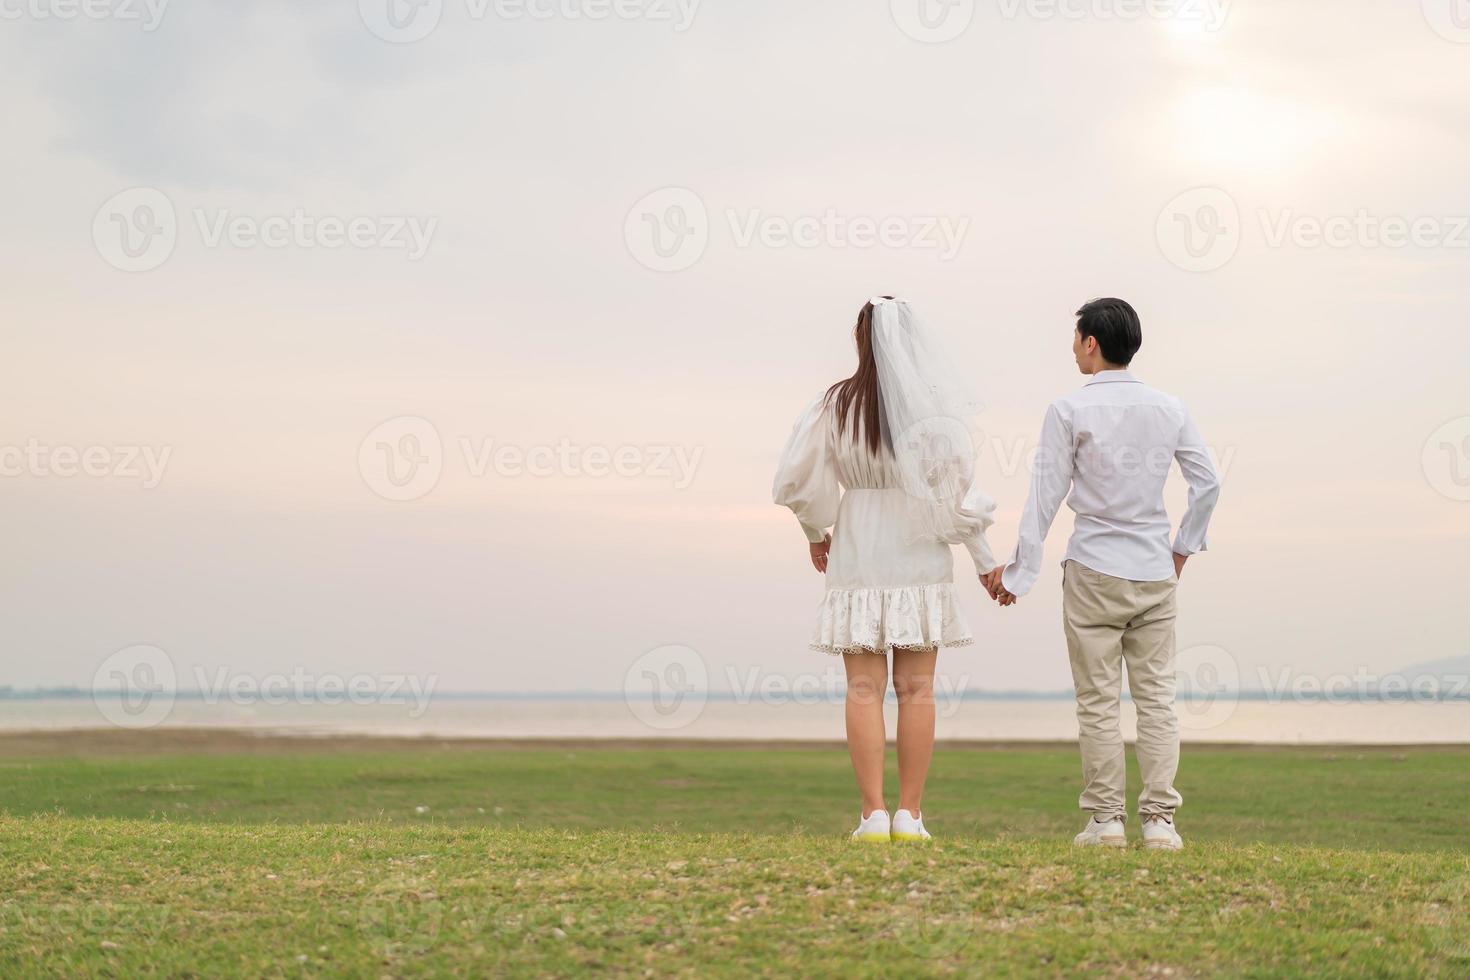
2,696,1467,744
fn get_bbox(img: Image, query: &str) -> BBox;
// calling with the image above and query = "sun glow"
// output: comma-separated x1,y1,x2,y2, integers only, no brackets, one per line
1170,85,1340,175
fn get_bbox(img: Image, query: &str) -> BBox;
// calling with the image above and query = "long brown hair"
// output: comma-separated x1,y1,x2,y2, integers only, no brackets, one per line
825,296,893,456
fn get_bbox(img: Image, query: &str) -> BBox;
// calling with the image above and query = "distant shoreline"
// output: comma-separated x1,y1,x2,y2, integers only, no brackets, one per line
2,728,1468,758
5,691,1469,704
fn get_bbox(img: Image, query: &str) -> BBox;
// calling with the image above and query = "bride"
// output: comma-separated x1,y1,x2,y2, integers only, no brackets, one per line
773,296,999,843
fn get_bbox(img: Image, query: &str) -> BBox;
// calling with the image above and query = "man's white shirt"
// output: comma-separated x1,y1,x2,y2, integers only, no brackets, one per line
1001,370,1221,597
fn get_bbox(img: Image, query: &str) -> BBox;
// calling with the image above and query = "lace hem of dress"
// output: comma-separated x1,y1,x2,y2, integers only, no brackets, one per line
809,583,973,657
810,637,975,657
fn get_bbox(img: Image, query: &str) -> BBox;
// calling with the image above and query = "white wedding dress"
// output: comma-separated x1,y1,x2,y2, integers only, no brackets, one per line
773,395,999,655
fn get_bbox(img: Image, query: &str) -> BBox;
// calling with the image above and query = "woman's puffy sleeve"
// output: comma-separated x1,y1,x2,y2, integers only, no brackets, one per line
772,396,839,544
956,474,1000,574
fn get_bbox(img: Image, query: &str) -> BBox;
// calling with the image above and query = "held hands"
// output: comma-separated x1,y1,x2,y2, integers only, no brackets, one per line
809,534,831,573
980,568,1002,598
982,567,1018,607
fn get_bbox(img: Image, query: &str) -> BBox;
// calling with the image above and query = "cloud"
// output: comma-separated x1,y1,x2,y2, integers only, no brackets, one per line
6,1,451,188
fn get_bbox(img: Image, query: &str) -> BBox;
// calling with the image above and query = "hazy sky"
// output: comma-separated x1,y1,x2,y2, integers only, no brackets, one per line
1,0,1467,699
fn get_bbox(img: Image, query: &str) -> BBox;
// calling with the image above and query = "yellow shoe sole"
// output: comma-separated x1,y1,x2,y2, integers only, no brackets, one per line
891,831,931,842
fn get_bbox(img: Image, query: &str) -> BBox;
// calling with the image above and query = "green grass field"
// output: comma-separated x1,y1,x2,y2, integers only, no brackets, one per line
3,733,1469,977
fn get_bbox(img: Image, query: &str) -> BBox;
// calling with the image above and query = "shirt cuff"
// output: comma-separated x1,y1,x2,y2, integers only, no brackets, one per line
965,536,998,575
1171,536,1208,557
999,566,1035,597
799,522,828,544
1000,547,1039,597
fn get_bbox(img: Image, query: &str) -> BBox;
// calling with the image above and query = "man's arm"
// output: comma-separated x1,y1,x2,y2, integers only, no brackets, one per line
1171,408,1221,577
999,403,1074,598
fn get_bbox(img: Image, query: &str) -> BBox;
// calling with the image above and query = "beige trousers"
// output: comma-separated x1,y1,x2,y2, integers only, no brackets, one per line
1062,560,1183,819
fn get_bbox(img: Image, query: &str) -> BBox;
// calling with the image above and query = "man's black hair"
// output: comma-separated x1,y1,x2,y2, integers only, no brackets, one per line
1076,298,1142,367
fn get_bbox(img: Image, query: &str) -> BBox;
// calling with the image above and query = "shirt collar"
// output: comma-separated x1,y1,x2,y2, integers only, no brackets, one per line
1085,369,1140,386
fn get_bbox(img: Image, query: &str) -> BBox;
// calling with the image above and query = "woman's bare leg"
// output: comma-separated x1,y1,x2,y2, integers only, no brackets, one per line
843,653,889,817
892,649,938,815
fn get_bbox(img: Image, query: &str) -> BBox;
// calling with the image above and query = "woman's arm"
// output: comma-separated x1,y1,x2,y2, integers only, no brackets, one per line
772,397,839,554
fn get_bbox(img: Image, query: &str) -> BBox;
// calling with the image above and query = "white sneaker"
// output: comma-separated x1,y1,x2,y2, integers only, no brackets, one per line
851,809,891,842
892,809,931,842
1141,813,1183,851
1073,813,1127,848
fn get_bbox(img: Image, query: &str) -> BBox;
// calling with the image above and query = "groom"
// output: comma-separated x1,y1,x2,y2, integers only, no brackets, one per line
984,299,1220,851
